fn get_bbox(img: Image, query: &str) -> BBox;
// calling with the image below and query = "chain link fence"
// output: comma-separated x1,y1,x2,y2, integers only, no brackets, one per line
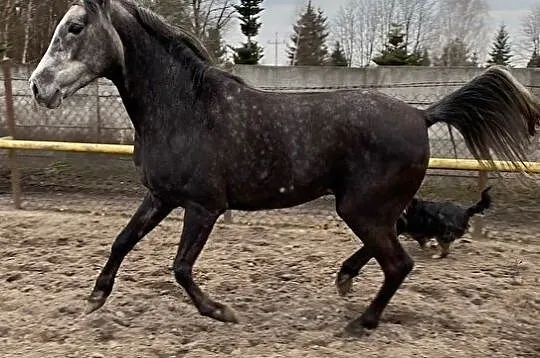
1,63,539,236
3,67,539,161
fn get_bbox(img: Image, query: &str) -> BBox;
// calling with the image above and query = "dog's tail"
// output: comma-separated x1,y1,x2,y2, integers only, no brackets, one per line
466,186,492,217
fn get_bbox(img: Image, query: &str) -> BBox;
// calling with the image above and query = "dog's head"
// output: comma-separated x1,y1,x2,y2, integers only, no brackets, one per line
402,198,421,218
396,214,408,233
408,197,420,209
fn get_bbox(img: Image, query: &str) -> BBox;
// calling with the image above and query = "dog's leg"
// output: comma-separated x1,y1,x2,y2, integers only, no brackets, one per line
433,235,452,259
414,236,429,250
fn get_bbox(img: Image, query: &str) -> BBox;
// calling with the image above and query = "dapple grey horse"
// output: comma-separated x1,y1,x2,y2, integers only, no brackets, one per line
29,0,539,336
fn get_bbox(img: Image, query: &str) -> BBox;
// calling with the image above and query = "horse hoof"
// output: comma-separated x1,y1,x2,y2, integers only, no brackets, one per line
359,315,379,330
343,320,371,338
85,292,107,314
212,304,239,324
336,273,353,297
345,313,379,336
431,253,448,259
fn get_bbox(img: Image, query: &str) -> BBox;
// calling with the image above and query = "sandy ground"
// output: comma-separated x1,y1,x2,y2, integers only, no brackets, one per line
1,189,539,358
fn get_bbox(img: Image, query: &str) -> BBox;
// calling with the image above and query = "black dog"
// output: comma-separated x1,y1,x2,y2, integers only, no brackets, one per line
396,186,492,258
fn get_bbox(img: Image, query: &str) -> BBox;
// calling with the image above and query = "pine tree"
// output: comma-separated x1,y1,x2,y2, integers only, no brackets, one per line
487,24,512,66
232,0,265,65
406,48,429,66
205,27,227,65
373,24,408,65
328,41,348,66
437,38,473,66
372,24,426,66
470,52,479,67
527,50,540,68
287,1,329,66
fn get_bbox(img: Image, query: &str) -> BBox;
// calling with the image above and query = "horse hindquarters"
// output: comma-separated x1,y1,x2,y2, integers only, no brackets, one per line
334,158,427,334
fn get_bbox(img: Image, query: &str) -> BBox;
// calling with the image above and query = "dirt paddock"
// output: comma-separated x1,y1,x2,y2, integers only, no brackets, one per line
0,169,539,357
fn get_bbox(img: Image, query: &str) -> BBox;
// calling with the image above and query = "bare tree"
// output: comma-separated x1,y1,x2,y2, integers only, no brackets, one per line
332,0,391,67
21,0,35,64
375,0,398,46
332,0,437,67
190,0,236,36
150,0,235,38
332,0,358,66
433,0,491,64
394,0,437,54
0,0,16,57
519,4,540,62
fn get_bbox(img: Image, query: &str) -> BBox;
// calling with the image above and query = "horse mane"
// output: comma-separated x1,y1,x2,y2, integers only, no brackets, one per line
115,0,247,86
115,0,212,63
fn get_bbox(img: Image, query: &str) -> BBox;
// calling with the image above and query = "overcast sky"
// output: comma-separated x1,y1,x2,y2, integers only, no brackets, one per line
223,0,539,67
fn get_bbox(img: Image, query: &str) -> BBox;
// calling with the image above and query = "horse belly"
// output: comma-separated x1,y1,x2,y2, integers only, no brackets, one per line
228,188,329,211
226,170,330,211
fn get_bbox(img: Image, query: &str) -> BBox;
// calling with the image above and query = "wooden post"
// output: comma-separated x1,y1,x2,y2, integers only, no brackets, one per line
472,170,488,240
2,58,21,209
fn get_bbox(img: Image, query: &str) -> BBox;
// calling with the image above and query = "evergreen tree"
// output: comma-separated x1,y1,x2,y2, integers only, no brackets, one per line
328,41,348,66
205,27,227,65
527,50,540,68
437,38,473,66
470,52,479,67
287,1,329,66
373,24,409,65
232,0,264,65
372,24,426,66
487,24,512,66
407,48,430,66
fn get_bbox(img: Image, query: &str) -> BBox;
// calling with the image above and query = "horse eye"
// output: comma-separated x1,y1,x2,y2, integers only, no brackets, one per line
68,23,84,35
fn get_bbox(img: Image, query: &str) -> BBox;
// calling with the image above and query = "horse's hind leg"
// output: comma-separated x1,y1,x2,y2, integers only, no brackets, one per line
172,204,238,323
337,200,414,335
87,192,172,313
336,246,372,296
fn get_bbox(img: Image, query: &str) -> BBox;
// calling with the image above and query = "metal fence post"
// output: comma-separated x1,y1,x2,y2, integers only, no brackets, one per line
472,170,488,240
95,80,102,142
2,58,21,209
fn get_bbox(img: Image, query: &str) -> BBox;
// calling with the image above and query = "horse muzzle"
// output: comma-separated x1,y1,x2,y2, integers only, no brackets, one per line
29,76,63,109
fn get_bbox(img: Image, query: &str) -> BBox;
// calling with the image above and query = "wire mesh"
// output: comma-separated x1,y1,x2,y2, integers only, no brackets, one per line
3,72,539,161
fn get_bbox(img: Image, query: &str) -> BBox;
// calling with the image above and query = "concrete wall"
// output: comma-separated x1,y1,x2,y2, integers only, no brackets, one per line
1,64,539,160
231,65,540,98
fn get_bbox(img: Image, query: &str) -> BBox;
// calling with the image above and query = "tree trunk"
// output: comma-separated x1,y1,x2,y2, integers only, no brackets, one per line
22,0,34,64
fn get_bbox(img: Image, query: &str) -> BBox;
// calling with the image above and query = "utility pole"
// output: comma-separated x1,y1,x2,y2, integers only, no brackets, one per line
267,32,286,66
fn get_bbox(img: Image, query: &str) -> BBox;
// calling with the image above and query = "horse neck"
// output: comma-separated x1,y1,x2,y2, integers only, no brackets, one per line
109,20,208,134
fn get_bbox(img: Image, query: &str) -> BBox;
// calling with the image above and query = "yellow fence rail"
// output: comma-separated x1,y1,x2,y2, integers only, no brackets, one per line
1,137,537,232
1,137,539,173
0,137,133,155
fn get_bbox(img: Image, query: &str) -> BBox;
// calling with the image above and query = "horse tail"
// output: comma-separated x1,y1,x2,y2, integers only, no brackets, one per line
424,65,540,170
466,186,492,218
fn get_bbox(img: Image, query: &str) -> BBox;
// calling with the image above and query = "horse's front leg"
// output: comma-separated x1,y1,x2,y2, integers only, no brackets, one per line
173,203,238,323
86,192,173,313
